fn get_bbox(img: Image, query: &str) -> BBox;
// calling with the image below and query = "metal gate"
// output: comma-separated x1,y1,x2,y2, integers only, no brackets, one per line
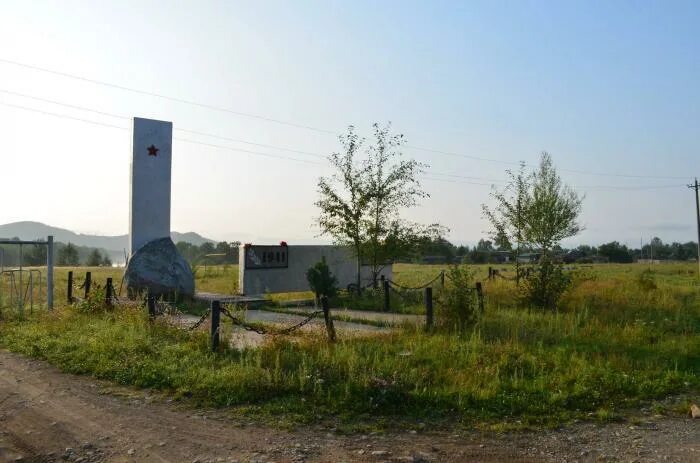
0,236,54,314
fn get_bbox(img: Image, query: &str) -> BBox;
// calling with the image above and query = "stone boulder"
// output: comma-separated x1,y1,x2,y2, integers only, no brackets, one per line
125,237,194,299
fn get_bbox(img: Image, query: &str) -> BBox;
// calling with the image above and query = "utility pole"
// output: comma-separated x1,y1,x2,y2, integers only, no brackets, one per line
689,178,700,280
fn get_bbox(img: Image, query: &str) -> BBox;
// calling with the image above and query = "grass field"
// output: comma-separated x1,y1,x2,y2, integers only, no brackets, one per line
0,263,698,429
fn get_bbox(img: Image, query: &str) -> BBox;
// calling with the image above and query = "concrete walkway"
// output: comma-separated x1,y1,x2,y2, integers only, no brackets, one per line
179,309,387,349
273,306,424,326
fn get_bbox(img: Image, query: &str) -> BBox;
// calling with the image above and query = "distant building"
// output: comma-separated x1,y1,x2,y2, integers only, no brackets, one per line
516,252,540,263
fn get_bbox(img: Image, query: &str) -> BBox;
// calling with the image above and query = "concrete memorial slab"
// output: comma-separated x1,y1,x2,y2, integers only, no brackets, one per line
239,244,392,295
125,117,194,298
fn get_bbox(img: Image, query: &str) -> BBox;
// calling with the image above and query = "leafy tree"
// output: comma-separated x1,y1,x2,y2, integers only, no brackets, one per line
316,126,369,290
101,253,113,267
483,162,530,281
306,258,339,301
24,239,47,265
523,153,583,310
415,236,457,262
363,123,438,282
524,153,583,260
494,229,512,251
316,124,440,288
483,153,583,310
439,265,479,330
57,243,79,266
598,241,633,263
86,249,103,266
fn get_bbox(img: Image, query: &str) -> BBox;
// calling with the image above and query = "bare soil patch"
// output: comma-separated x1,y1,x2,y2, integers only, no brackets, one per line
0,350,697,463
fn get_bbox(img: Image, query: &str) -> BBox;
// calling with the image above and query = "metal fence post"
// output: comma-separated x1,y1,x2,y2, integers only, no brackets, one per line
84,272,92,299
382,275,390,312
47,235,54,310
476,282,484,314
425,287,433,330
67,271,73,304
211,300,221,351
440,271,445,288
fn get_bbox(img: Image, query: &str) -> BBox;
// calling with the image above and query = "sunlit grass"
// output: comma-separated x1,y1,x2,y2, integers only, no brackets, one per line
0,262,698,427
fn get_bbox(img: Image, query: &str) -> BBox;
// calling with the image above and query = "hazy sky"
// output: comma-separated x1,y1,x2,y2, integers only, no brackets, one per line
0,0,698,247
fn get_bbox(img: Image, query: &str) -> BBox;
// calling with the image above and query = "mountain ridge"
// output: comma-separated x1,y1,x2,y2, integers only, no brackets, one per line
0,221,214,251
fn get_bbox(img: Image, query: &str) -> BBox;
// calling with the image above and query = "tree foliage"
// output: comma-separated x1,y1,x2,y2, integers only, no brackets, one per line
525,153,583,257
483,152,584,310
316,123,441,287
306,258,339,301
57,242,79,266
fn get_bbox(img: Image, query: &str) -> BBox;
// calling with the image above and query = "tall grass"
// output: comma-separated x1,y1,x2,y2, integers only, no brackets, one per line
1,263,698,427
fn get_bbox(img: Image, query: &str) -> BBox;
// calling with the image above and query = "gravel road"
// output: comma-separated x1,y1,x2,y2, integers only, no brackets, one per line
0,350,697,462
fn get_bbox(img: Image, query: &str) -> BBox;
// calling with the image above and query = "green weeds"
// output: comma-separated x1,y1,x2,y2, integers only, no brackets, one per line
1,263,698,428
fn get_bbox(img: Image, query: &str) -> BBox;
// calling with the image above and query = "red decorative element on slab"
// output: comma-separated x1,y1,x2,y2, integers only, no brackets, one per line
147,145,159,156
280,241,288,246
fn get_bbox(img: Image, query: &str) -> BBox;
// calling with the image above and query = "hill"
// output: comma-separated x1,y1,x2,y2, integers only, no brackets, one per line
0,221,214,255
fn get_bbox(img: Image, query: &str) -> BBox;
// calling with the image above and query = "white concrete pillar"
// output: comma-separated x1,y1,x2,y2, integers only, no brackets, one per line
129,117,173,255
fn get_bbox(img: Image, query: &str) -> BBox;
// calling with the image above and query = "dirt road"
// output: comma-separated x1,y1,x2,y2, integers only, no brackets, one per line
0,350,697,462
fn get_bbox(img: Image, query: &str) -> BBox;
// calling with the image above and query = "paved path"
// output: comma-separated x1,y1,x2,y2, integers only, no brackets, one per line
277,307,424,326
180,309,386,348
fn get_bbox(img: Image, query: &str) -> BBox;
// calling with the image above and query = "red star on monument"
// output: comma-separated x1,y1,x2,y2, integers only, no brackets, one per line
147,144,159,156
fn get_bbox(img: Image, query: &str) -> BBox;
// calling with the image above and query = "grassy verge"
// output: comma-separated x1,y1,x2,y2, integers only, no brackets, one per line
1,263,698,430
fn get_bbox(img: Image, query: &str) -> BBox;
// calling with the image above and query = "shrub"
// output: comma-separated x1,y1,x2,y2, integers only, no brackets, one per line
306,258,338,301
522,258,570,311
75,284,111,314
637,269,657,291
439,265,478,330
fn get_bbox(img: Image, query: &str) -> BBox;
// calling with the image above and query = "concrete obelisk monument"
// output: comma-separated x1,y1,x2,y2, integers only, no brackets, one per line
124,117,194,298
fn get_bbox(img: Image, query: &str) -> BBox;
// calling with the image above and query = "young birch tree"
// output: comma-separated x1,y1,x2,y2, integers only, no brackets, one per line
363,123,438,284
523,152,583,310
316,123,440,290
315,127,370,291
483,152,583,310
482,162,531,284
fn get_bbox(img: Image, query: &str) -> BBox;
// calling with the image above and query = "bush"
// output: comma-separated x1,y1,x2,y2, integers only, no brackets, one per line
522,258,570,311
306,258,338,301
637,269,657,291
75,284,111,313
439,265,478,330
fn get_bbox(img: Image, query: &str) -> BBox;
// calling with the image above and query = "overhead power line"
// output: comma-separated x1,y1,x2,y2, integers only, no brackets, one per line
0,57,337,135
0,99,690,191
0,100,324,165
173,137,324,165
0,61,691,180
0,88,327,159
0,100,128,130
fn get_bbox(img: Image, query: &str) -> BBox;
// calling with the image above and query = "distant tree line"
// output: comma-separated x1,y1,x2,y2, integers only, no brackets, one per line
175,240,240,265
0,239,113,267
411,236,698,264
